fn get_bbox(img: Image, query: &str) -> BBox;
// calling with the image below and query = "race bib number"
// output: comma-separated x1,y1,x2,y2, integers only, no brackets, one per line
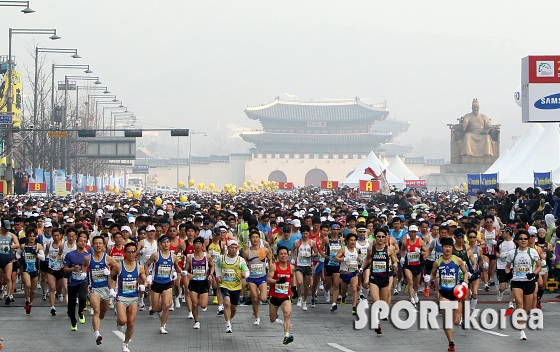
122,280,136,294
72,271,87,281
274,282,289,295
250,263,265,277
1,244,9,254
346,260,358,271
193,268,206,281
222,269,235,282
371,261,387,273
298,253,311,265
209,251,220,263
440,274,455,289
157,265,171,279
515,264,531,277
91,269,106,283
407,252,420,264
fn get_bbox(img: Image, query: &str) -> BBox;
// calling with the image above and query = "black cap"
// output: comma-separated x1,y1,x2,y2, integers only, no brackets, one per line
441,237,454,247
282,226,291,232
193,237,204,244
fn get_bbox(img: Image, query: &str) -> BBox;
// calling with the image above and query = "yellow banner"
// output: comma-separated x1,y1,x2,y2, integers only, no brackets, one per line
0,69,23,128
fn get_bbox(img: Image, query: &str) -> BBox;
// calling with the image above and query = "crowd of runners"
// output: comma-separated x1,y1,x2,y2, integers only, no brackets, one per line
0,185,558,351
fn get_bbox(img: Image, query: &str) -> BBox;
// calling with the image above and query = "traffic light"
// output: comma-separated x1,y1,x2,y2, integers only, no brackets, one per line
171,129,189,136
124,130,142,137
77,130,96,137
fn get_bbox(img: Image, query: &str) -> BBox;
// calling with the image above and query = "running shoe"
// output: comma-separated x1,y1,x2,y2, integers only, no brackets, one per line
520,330,527,340
283,335,294,345
254,318,260,325
202,307,207,312
139,304,145,311
174,297,181,308
160,326,168,334
448,342,455,351
58,294,64,302
393,288,398,296
324,291,330,302
42,292,47,301
340,296,347,306
536,299,542,309
374,324,382,334
297,298,302,307
217,308,224,315
489,280,495,286
497,291,503,301
149,306,154,315
311,299,316,308
4,296,9,305
188,312,194,319
330,303,337,312
213,296,218,305
302,302,307,311
50,307,56,316
319,282,324,291
484,284,489,292
26,304,32,315
122,343,130,352
78,312,86,324
424,286,429,297
169,301,174,311
225,322,232,333
194,321,201,329
180,295,186,303
96,334,103,345
410,298,417,309
414,292,419,304
71,324,78,331
352,307,357,316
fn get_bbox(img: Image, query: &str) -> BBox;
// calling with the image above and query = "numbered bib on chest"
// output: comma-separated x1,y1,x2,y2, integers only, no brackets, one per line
515,263,531,277
122,280,136,294
193,267,206,281
275,282,289,295
1,244,9,254
72,271,87,281
407,252,420,263
441,274,456,289
222,269,236,282
157,265,171,279
346,260,358,271
250,263,265,276
371,261,387,273
91,268,106,283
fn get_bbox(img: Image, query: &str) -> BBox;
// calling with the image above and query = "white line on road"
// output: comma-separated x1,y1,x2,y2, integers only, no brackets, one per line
474,328,509,337
112,330,125,341
327,342,357,352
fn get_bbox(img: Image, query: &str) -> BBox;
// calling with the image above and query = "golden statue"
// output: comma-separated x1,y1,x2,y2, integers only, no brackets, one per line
458,99,495,156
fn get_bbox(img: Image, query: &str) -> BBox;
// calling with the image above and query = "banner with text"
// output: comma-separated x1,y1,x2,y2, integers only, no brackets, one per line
467,173,482,196
481,173,499,194
405,180,427,189
278,182,294,190
359,180,380,192
320,181,339,189
534,171,552,189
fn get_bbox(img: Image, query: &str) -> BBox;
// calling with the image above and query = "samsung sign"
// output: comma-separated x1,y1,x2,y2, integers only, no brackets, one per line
534,93,560,110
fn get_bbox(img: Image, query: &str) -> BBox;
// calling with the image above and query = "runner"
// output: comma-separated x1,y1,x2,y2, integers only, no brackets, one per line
0,219,18,305
207,227,225,315
45,228,64,315
267,245,294,345
465,229,482,310
63,232,89,331
496,227,516,304
291,225,317,311
144,235,184,334
111,242,147,352
215,240,249,333
18,226,44,314
185,237,214,329
323,222,342,311
429,237,469,352
137,225,157,311
82,235,120,345
481,214,499,291
400,225,428,308
309,223,327,308
535,228,553,309
36,221,53,301
334,233,360,315
355,225,371,301
243,230,272,324
360,227,398,333
505,230,541,340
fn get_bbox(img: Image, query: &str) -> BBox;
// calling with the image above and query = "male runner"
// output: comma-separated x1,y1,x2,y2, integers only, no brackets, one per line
291,225,317,311
18,227,44,314
186,237,214,329
400,225,428,307
45,228,64,315
244,230,272,324
335,233,361,315
64,232,89,331
267,245,294,345
0,219,19,305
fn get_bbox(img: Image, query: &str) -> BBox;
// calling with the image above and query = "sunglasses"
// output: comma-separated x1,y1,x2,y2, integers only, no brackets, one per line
529,235,536,238
375,235,386,238
468,236,477,239
126,250,136,254
485,221,493,223
518,237,528,241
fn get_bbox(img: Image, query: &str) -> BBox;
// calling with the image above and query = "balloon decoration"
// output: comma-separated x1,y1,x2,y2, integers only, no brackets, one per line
197,183,204,190
209,183,215,190
188,179,195,187
154,197,163,206
109,185,114,191
178,181,184,188
127,192,133,199
133,190,141,199
453,186,459,191
114,189,120,195
247,180,252,186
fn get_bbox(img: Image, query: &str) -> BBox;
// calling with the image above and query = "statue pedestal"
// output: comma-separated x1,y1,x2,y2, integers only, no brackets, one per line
426,163,491,191
450,155,498,165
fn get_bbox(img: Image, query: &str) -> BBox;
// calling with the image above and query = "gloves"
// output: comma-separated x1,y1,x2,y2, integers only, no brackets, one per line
541,259,547,267
423,274,430,283
491,240,497,246
109,288,116,298
146,275,153,285
467,272,473,279
180,271,188,277
172,272,178,281
139,249,145,256
461,282,469,289
358,268,364,275
483,262,489,269
139,284,146,292
499,252,508,259
414,248,421,253
276,277,287,284
400,257,405,266
290,259,295,265
103,267,111,276
526,272,537,282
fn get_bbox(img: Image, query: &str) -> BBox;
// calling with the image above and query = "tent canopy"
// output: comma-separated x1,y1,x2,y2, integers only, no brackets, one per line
341,151,404,188
388,155,418,180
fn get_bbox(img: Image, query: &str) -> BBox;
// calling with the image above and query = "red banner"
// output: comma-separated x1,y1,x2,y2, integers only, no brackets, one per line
320,181,339,189
278,182,294,190
405,180,427,188
28,183,47,192
66,182,71,191
85,185,98,193
359,180,380,192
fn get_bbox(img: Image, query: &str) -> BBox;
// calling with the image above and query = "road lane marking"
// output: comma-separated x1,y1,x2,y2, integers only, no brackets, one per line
474,328,508,337
327,343,356,352
112,330,125,341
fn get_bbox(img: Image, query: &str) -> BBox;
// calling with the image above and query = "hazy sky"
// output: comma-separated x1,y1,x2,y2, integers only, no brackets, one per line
3,1,558,159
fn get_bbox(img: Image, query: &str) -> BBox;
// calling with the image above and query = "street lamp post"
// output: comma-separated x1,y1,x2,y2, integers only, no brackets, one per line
7,28,60,194
188,131,206,184
32,47,80,174
0,1,35,13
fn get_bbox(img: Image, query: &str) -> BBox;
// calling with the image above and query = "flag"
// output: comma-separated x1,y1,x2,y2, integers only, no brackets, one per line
364,167,379,178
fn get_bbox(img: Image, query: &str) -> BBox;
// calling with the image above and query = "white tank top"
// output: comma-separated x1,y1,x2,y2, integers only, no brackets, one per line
296,242,312,267
340,247,359,272
356,239,370,263
61,242,76,261
141,239,158,265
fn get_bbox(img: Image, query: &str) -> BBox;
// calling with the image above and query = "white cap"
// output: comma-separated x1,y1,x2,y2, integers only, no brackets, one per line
66,218,74,223
408,225,419,232
96,209,104,217
44,221,53,228
528,226,537,235
227,240,239,247
156,209,165,216
146,225,156,232
121,226,131,233
292,219,301,228
488,189,496,194
128,217,135,223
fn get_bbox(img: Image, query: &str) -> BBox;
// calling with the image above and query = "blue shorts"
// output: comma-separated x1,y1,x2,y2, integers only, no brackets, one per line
314,261,324,275
247,275,267,286
340,272,358,284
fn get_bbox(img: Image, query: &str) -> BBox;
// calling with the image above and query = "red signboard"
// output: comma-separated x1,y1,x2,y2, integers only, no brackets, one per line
278,182,294,190
0,181,4,194
28,183,47,192
528,56,560,83
320,181,339,189
85,185,98,193
405,180,427,188
359,180,380,192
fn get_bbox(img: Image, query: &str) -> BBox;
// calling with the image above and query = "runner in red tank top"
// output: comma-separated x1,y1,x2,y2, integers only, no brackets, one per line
400,225,428,308
267,246,294,345
309,223,328,308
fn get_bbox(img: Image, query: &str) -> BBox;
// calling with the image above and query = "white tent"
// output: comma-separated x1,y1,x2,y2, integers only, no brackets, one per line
493,123,559,191
387,155,418,180
485,123,543,175
341,151,405,188
381,156,390,168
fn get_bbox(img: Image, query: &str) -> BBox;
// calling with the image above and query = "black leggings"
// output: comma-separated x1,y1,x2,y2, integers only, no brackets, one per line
67,282,88,325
